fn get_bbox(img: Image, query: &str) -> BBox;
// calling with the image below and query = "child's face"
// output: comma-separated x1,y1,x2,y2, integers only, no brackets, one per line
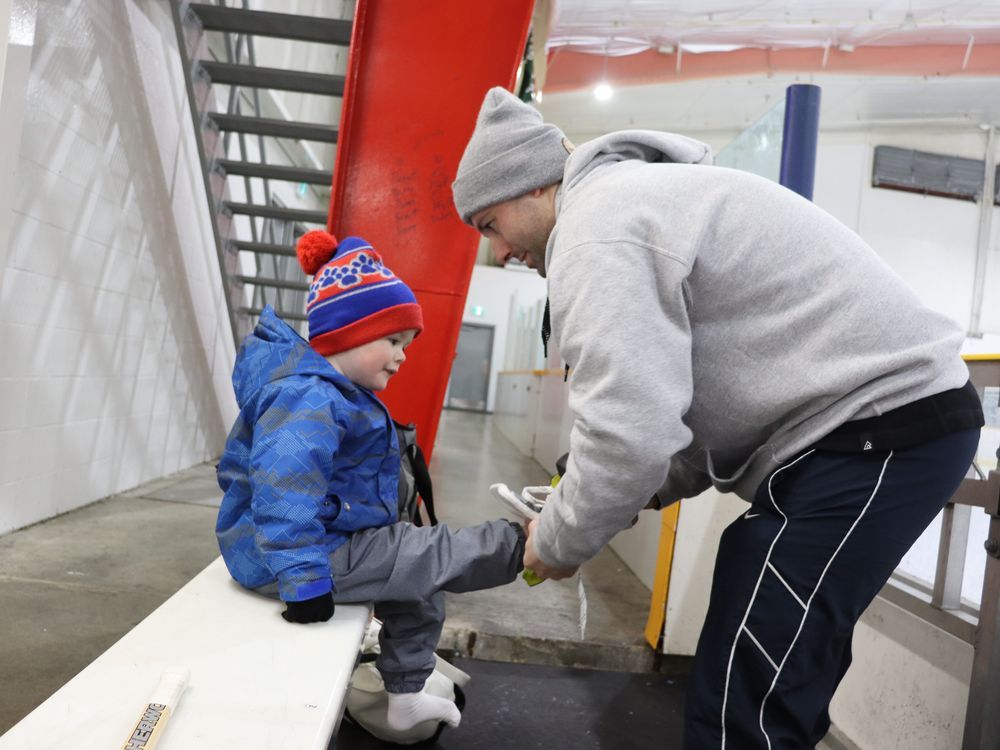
326,329,418,391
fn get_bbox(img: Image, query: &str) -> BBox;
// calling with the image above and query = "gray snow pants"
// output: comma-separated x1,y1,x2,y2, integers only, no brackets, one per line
332,519,523,692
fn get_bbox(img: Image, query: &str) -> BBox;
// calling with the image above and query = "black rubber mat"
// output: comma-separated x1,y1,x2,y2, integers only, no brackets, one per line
335,657,687,750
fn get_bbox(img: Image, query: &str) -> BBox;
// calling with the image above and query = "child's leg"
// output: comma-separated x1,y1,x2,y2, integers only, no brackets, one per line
330,519,523,719
376,594,461,730
374,594,446,692
330,519,524,603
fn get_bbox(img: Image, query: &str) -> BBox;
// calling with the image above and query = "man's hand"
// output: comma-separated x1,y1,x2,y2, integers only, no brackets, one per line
523,518,578,581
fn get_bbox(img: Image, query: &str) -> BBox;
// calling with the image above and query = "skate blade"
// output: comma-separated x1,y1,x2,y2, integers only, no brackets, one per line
489,483,540,520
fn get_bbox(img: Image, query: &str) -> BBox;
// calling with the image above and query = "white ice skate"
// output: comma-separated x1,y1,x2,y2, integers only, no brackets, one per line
489,482,550,520
519,485,553,513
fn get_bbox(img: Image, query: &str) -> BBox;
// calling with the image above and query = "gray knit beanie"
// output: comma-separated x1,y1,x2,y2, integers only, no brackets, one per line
452,87,570,225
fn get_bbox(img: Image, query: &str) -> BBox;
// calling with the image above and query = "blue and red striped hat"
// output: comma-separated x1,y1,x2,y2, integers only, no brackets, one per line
296,231,423,356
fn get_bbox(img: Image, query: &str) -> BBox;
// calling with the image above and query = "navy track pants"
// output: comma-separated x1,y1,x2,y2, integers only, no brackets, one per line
683,428,981,750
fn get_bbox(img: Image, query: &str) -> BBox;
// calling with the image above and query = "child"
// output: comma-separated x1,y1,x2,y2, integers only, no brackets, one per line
216,230,525,732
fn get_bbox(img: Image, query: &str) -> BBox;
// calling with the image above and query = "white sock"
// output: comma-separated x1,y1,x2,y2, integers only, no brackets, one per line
386,689,461,731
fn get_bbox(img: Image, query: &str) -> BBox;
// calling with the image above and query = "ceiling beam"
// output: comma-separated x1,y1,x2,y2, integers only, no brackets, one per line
544,44,1000,93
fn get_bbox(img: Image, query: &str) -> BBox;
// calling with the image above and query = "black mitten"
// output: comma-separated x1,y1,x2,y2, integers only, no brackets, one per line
281,592,335,623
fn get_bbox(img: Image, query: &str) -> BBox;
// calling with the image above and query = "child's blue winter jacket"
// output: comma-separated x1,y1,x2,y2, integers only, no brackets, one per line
216,306,400,602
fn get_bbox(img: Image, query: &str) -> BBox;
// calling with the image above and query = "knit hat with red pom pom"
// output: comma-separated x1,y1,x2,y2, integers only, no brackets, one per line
296,230,423,356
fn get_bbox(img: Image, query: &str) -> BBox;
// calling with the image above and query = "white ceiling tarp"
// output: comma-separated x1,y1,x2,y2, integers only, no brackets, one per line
547,1,1000,56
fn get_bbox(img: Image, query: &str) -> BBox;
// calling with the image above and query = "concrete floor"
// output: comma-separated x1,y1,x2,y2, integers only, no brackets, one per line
432,410,657,672
0,409,660,735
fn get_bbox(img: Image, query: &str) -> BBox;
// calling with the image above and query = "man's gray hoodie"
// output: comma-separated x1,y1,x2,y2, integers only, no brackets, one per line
534,130,970,570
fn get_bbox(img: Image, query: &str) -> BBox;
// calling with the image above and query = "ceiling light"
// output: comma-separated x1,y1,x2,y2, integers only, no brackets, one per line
595,43,613,102
594,82,613,101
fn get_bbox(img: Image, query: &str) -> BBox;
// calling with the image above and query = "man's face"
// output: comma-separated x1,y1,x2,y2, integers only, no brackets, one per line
471,190,555,277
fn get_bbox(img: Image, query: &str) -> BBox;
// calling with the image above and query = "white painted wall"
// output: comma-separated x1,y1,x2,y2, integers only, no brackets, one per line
460,263,547,412
813,126,1000,336
0,0,237,535
493,372,543,457
663,490,747,654
830,597,974,750
493,367,574,475
608,509,664,593
0,0,9,92
532,367,573,477
0,0,30,283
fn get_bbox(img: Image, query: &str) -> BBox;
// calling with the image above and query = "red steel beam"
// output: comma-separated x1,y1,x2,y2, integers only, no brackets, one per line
329,1,533,458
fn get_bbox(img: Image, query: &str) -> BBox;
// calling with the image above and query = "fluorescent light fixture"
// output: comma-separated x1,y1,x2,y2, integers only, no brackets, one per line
594,82,613,101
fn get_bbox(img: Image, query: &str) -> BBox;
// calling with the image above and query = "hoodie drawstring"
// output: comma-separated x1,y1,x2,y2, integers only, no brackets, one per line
541,298,551,358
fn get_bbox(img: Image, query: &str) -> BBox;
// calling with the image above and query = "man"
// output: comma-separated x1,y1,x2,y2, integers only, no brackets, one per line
451,87,983,749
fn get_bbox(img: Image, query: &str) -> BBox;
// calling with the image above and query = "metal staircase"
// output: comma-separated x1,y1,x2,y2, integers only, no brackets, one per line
170,1,352,345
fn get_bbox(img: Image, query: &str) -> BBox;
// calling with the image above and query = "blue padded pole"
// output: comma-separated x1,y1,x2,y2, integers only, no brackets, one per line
779,84,822,200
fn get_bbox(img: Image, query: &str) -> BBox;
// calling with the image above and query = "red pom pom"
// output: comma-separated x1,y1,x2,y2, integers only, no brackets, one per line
296,230,339,276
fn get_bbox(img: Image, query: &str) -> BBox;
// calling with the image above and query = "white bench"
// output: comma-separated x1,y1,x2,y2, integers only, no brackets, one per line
0,557,369,750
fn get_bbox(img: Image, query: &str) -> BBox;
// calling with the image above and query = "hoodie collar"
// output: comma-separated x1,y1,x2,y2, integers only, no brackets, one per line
562,130,712,194
545,130,712,273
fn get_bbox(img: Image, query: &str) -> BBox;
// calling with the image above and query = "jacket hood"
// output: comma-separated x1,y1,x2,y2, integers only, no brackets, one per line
232,305,353,408
563,130,712,193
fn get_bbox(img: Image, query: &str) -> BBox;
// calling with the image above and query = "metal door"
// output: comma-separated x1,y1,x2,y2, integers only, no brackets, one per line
447,323,494,412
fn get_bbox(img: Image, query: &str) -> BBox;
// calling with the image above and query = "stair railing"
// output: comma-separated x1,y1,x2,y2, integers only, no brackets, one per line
170,0,347,345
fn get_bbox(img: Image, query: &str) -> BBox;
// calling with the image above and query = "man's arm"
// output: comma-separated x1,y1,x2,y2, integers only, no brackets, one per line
533,240,696,570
